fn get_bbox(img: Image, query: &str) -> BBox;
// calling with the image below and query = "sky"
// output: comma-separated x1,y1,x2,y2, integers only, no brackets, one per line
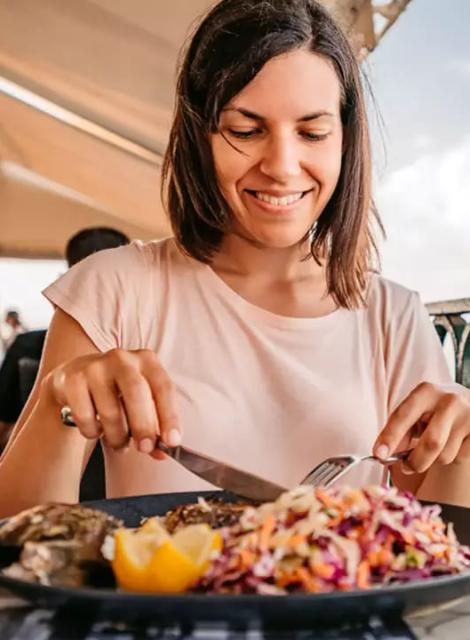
0,0,469,329
367,0,470,302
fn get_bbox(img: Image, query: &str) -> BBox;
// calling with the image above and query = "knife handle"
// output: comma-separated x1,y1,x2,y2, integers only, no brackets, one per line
155,436,179,458
61,406,178,456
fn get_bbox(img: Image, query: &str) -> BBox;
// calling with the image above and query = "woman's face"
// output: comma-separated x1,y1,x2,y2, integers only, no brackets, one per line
211,48,343,249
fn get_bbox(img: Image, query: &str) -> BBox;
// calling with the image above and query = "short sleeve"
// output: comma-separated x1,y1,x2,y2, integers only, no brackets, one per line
385,290,454,414
42,242,153,353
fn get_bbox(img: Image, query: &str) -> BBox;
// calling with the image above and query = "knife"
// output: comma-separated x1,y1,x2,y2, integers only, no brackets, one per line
60,406,286,502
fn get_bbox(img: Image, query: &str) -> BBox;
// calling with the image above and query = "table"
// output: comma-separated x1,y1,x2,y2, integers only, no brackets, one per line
0,589,469,639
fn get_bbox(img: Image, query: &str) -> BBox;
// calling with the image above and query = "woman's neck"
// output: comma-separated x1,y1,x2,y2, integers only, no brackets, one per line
210,233,336,318
212,233,321,284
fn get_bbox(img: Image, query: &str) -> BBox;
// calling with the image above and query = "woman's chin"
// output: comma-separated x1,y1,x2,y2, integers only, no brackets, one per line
246,228,311,250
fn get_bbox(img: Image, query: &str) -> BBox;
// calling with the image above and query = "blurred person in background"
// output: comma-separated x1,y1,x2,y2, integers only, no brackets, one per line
0,227,130,497
0,310,25,357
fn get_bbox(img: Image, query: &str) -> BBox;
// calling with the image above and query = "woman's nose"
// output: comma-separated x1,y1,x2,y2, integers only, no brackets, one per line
259,135,302,182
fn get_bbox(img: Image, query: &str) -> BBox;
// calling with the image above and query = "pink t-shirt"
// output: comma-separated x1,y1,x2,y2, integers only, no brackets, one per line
43,238,452,497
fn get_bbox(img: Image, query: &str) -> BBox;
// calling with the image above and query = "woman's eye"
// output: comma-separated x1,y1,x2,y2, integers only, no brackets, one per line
227,128,260,139
302,132,330,142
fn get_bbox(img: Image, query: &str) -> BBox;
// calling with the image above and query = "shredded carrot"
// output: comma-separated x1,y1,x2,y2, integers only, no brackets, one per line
311,562,335,580
296,567,323,593
326,516,343,528
239,549,256,569
367,550,379,567
316,489,341,509
357,561,370,589
285,534,306,549
259,515,277,551
277,571,299,588
367,548,392,567
379,548,393,565
403,531,414,545
385,533,395,549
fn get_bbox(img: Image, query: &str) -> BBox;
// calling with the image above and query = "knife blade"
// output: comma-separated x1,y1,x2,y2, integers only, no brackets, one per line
60,406,286,502
156,439,287,503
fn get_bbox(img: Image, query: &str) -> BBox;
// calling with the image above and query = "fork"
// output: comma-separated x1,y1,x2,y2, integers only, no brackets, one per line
300,449,412,488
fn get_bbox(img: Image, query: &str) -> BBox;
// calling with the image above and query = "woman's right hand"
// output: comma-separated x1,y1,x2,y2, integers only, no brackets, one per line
45,348,181,459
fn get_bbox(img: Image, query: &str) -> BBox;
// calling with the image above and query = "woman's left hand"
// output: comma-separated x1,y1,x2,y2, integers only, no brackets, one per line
374,382,470,474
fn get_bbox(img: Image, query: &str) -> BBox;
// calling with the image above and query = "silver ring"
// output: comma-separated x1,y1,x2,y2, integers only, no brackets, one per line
60,406,77,427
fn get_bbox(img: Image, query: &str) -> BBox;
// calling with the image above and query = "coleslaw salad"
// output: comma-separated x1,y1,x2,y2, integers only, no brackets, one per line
200,485,470,595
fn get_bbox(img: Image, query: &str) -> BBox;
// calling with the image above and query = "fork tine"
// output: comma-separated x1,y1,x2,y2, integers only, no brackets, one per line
302,457,358,488
303,462,339,487
313,464,345,488
314,464,341,487
300,463,329,486
320,465,348,488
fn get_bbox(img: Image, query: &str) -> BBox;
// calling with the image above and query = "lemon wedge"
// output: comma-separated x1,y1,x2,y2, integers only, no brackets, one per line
111,523,222,593
139,517,170,539
112,529,162,592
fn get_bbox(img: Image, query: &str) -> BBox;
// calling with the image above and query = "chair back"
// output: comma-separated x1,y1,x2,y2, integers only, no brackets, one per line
18,357,40,404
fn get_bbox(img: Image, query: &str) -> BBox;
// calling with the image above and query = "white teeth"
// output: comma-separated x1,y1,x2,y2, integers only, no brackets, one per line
254,192,303,206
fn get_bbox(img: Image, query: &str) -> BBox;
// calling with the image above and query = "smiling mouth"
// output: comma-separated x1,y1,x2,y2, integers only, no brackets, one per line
245,190,312,207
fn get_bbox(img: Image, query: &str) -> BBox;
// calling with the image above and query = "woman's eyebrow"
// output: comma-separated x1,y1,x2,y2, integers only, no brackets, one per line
222,107,335,122
298,111,335,122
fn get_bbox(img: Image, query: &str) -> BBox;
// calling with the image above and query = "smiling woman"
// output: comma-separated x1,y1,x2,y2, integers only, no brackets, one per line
211,50,343,253
163,3,378,310
0,0,469,518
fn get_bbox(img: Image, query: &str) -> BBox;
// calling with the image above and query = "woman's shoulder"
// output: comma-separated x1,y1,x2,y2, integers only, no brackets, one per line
365,274,422,323
43,236,184,316
42,237,186,352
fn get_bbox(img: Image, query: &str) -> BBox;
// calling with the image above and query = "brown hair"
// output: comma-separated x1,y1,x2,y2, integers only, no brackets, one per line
162,0,382,308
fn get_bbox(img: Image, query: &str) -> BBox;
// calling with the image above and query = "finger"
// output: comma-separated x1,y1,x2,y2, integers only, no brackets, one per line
374,383,440,459
455,437,470,463
115,370,159,453
62,374,101,439
150,449,168,461
435,431,466,466
401,407,454,473
145,361,181,448
412,412,432,438
90,379,130,450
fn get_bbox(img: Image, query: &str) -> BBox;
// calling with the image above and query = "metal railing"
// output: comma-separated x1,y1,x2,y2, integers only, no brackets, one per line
426,299,470,387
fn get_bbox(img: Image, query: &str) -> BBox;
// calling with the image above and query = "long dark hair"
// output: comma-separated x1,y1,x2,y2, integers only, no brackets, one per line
162,0,382,308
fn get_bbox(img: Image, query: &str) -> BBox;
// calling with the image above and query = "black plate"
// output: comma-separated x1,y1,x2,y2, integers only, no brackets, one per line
0,491,469,627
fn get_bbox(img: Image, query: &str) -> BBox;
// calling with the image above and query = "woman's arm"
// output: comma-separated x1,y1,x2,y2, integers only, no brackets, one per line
0,309,99,517
0,303,182,518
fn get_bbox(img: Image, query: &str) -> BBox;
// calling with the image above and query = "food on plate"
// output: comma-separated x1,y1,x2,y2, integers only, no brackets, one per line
163,497,250,533
0,503,122,547
0,504,122,586
1,487,469,594
200,485,470,594
111,520,222,593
